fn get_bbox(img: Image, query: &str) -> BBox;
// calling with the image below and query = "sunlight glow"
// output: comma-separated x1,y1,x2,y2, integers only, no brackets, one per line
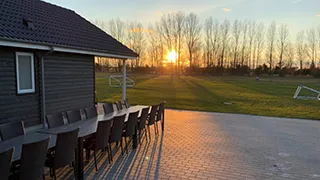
167,50,178,63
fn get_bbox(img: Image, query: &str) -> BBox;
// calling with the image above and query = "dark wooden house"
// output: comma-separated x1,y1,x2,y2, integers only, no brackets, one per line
0,0,138,127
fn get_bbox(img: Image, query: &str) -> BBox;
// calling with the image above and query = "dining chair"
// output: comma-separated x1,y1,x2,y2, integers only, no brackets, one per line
45,128,79,180
0,121,26,141
46,112,65,129
146,105,159,139
122,111,139,153
109,114,126,162
18,137,50,180
66,109,82,124
84,106,98,119
103,103,114,115
0,147,14,179
138,107,150,143
124,99,130,108
116,101,123,111
155,102,166,133
84,119,112,171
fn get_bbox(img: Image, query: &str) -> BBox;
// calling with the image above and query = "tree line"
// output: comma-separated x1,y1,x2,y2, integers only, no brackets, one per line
93,11,320,76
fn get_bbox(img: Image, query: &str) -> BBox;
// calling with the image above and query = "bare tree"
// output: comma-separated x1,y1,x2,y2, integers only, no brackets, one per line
232,19,241,68
240,20,249,66
108,18,126,43
253,22,265,68
296,30,306,70
174,11,186,73
306,27,317,67
126,20,144,67
248,20,257,68
203,17,220,67
285,42,295,68
184,13,202,68
266,21,277,74
277,24,289,70
220,19,231,68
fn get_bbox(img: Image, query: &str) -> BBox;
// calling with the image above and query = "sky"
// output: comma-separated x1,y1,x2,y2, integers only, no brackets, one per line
45,0,319,36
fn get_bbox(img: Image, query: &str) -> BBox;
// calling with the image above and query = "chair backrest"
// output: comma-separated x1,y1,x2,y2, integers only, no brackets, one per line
0,147,14,179
95,120,112,150
138,107,150,130
148,105,158,125
124,99,130,108
124,111,139,137
19,137,50,180
54,128,79,168
46,112,65,129
109,114,126,143
116,101,123,111
84,106,98,119
103,103,114,115
66,109,82,124
112,103,118,112
0,121,26,141
156,102,165,121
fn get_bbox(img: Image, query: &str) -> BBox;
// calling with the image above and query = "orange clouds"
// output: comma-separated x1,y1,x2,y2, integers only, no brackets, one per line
222,8,231,12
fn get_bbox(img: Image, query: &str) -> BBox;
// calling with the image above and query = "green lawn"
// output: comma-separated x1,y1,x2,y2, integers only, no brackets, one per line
96,73,320,120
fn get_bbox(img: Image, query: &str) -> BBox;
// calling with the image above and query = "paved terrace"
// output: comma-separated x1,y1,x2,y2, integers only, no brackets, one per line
47,109,320,180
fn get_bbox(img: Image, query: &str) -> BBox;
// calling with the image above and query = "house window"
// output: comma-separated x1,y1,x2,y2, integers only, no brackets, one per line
16,52,35,94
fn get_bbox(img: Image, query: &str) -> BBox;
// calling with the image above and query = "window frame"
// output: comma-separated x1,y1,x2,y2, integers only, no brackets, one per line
16,52,35,94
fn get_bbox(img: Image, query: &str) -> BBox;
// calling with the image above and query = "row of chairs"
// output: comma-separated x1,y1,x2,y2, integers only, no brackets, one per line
0,127,79,180
0,100,165,180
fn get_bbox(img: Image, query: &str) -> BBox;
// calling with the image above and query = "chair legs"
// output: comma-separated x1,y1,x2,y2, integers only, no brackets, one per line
109,145,113,162
93,150,98,171
124,137,129,154
120,140,124,156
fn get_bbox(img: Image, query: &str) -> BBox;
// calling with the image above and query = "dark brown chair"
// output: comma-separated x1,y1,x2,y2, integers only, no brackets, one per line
66,109,82,124
45,128,79,180
156,102,166,132
124,99,130,108
84,106,98,119
122,111,139,153
146,105,159,139
0,121,26,141
0,147,14,179
18,137,50,180
84,120,112,171
103,103,114,115
109,114,126,162
46,113,65,129
116,101,123,111
138,107,150,143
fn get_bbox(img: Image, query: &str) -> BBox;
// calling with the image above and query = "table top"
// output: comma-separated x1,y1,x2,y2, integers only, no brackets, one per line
37,105,149,138
0,132,56,161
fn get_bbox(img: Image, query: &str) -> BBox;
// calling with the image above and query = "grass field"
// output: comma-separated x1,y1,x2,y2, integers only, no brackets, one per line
96,73,320,120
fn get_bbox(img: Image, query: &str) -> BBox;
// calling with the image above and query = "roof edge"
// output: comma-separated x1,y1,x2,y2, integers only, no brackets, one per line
0,39,138,60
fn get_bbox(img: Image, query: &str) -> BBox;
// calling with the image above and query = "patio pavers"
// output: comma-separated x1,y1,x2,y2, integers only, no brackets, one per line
49,109,320,180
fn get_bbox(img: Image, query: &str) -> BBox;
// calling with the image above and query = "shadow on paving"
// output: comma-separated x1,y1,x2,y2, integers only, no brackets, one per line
44,131,164,180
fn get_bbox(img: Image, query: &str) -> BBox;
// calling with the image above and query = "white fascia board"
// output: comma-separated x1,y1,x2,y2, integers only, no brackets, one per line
0,39,137,60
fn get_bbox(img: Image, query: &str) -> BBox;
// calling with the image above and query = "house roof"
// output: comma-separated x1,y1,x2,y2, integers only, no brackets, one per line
0,0,138,59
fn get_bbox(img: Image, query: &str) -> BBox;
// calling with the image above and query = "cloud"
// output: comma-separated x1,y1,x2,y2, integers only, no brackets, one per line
155,12,163,16
222,8,231,12
292,0,303,3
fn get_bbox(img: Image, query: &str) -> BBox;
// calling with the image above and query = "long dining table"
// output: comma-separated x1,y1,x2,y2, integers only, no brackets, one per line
37,105,149,180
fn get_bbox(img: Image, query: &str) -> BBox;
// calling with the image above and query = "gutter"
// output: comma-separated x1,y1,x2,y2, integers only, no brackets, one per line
37,46,54,128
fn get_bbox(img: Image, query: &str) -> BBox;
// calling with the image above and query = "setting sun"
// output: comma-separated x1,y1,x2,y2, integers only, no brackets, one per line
167,50,178,63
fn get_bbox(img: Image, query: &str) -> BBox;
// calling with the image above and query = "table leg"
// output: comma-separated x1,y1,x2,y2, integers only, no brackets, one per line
76,137,84,180
161,110,165,132
132,126,138,149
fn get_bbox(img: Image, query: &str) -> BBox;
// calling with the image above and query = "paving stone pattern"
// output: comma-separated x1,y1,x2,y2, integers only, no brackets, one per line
46,109,320,180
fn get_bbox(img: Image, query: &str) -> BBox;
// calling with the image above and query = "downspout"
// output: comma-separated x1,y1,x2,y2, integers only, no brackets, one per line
122,59,127,101
39,46,54,128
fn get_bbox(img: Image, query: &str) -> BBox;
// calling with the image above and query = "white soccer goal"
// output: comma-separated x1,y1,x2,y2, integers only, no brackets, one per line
108,75,135,88
293,85,320,100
